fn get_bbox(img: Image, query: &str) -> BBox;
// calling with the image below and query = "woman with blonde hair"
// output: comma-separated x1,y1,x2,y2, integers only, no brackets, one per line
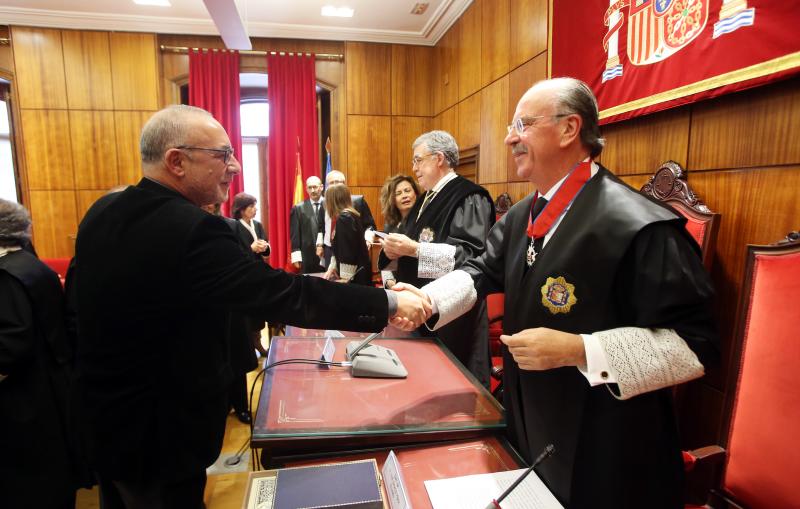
323,184,371,285
380,174,420,234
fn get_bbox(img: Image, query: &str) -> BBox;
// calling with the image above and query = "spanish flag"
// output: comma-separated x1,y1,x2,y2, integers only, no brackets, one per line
292,138,304,205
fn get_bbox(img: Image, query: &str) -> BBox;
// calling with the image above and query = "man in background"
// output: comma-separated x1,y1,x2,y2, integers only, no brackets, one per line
71,105,429,508
290,175,325,273
381,130,495,387
319,170,375,267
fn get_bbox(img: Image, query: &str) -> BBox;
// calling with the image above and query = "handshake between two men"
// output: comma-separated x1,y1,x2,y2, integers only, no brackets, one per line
389,282,433,331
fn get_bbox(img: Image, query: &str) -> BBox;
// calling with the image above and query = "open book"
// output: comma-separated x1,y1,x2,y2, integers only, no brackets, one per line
424,469,563,509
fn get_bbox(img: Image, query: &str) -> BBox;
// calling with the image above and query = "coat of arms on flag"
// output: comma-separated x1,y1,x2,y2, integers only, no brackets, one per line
551,0,799,123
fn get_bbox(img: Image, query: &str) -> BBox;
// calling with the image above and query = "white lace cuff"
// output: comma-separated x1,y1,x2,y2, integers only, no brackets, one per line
290,250,302,263
421,270,476,330
329,256,337,271
595,327,704,400
316,232,323,246
339,262,359,281
578,333,617,385
417,242,456,279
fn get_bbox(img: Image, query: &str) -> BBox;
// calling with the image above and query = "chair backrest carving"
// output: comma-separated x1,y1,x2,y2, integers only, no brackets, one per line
717,232,800,508
641,161,720,270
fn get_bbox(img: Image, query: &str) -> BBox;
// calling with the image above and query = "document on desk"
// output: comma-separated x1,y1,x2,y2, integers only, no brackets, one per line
424,469,563,509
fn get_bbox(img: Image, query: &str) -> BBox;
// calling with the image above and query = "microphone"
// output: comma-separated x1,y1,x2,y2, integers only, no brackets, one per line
485,444,555,509
346,331,381,360
345,331,407,378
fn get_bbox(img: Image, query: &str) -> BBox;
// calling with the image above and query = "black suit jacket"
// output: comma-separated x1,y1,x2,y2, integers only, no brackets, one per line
290,199,325,273
319,195,376,247
71,178,389,483
235,218,269,261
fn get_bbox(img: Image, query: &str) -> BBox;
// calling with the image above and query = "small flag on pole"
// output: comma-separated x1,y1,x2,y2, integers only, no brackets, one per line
324,136,332,182
293,137,304,205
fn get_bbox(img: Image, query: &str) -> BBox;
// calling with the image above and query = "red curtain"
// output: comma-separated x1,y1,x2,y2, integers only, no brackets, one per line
267,53,319,271
188,49,243,217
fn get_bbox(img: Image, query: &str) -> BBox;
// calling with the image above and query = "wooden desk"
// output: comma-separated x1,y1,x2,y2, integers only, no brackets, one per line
277,436,524,509
252,336,504,460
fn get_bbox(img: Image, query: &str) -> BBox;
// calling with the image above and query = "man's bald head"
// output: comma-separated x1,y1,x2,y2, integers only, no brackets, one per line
326,171,346,187
306,176,323,201
140,105,217,167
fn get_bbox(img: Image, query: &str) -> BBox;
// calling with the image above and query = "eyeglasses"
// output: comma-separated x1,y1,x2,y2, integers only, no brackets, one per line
506,114,570,136
176,145,234,164
412,152,437,167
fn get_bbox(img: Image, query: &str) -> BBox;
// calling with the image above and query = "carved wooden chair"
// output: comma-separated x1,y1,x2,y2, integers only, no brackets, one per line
641,161,721,270
684,231,800,508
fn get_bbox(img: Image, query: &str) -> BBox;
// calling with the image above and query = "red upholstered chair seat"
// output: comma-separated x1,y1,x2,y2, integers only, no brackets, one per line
42,257,70,286
684,232,800,508
486,293,504,397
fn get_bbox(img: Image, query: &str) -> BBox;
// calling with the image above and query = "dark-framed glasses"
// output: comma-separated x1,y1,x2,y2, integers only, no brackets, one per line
176,145,234,164
506,114,570,136
411,152,437,167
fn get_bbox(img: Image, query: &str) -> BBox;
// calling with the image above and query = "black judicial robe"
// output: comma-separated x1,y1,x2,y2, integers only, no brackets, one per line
464,167,717,508
72,178,389,484
383,175,495,387
290,199,325,273
0,250,82,507
331,210,372,285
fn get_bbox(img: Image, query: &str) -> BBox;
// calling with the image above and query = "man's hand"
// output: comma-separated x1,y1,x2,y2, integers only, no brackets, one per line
500,328,586,371
316,245,324,258
391,288,432,330
390,282,431,331
292,262,301,270
382,233,419,260
324,268,338,281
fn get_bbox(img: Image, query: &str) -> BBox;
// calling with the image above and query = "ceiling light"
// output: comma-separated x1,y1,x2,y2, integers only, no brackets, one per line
133,0,171,6
411,3,429,15
321,6,354,18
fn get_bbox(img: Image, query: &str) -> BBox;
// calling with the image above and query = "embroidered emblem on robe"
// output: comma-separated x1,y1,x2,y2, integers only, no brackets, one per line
419,227,435,243
541,276,577,314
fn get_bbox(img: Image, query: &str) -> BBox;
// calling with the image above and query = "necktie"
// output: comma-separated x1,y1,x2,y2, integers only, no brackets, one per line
525,196,548,270
417,191,437,220
313,202,319,216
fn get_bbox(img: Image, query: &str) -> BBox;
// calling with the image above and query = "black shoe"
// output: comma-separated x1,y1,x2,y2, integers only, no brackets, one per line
235,410,252,424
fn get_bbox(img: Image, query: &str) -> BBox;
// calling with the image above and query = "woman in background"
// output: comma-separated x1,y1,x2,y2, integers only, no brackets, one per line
232,193,269,261
323,184,371,285
379,174,420,234
378,175,420,288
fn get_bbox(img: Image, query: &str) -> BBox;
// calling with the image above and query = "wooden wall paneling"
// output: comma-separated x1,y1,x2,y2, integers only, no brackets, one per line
348,186,383,230
115,111,153,185
506,181,535,203
20,109,74,190
509,0,548,70
346,115,391,186
70,110,118,190
0,26,14,72
480,0,510,87
28,190,78,258
331,87,347,173
345,42,391,115
440,24,461,113
432,105,458,141
62,30,114,110
458,2,482,102
599,107,690,176
11,27,68,109
391,45,433,116
617,174,652,191
457,92,481,149
76,189,106,223
481,183,504,203
479,76,509,184
391,116,431,177
688,76,800,171
507,53,548,181
110,32,159,110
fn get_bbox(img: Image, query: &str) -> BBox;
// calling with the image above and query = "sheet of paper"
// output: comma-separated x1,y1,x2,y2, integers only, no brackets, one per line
373,230,389,239
424,469,563,509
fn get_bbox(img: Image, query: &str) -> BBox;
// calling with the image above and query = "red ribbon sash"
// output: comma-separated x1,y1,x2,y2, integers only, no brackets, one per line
526,161,592,239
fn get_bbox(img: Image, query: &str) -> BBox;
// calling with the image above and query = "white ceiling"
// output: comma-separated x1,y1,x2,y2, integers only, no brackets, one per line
0,0,472,46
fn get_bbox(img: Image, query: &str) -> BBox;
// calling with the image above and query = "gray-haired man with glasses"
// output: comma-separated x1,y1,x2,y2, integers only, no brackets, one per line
379,130,496,387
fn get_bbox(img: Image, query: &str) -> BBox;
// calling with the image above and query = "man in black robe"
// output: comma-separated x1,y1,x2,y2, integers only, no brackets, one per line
70,105,430,508
381,130,495,387
290,175,325,273
396,79,717,508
